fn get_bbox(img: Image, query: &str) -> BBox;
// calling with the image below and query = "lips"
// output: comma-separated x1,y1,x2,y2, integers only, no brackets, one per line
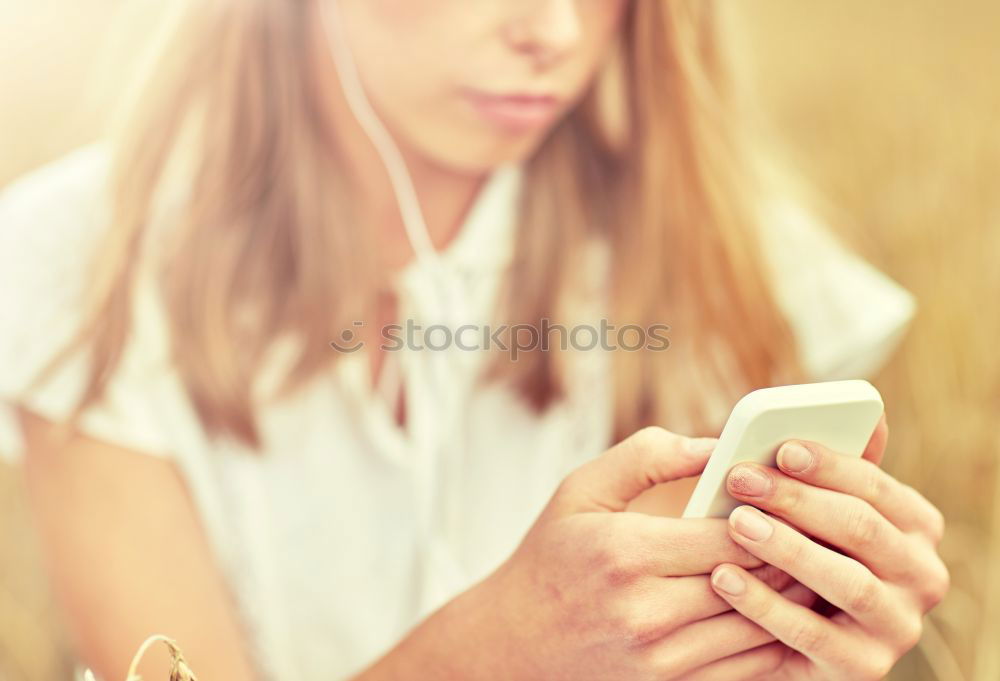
461,88,564,133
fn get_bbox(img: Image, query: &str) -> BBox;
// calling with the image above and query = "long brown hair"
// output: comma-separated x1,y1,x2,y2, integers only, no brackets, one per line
61,0,802,449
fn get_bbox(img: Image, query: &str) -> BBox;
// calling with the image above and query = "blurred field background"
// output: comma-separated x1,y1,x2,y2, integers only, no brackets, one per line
1,1,997,680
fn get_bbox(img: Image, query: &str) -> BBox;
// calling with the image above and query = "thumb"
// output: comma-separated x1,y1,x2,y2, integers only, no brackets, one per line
862,412,889,466
557,427,717,514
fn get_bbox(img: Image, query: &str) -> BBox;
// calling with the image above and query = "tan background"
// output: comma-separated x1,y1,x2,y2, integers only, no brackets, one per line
1,1,998,679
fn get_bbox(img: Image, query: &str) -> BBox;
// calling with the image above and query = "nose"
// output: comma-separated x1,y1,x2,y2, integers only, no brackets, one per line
504,0,583,69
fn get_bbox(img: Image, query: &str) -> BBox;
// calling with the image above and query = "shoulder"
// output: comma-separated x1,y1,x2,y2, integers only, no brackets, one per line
0,143,113,238
0,144,183,462
0,144,114,296
759,198,917,380
0,142,115,344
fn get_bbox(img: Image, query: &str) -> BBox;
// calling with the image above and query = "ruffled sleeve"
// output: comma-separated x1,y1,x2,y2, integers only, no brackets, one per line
761,199,917,381
0,144,178,463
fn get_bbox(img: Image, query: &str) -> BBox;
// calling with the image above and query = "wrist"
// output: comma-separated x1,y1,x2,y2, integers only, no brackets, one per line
351,572,520,681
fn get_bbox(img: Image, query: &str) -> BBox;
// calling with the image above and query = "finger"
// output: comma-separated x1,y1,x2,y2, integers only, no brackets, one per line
773,437,945,542
725,505,902,633
559,427,717,513
669,642,792,681
623,515,763,576
861,412,889,465
726,464,913,582
637,564,797,631
709,563,892,679
646,582,817,678
746,563,797,598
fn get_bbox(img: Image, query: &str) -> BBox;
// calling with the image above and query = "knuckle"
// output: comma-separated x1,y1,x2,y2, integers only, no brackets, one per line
927,505,947,544
617,604,667,649
863,649,897,680
778,528,809,569
845,570,883,615
921,559,951,609
593,537,640,588
554,472,577,500
619,426,689,487
786,618,828,655
601,560,635,589
556,467,588,499
738,642,791,676
746,587,780,623
623,426,678,469
628,426,675,453
761,643,792,674
896,615,924,654
845,504,883,551
772,477,803,515
903,484,946,544
645,641,701,680
862,461,889,501
641,646,679,680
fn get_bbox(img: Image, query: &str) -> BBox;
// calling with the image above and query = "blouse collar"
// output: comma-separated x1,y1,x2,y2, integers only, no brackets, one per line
415,163,523,274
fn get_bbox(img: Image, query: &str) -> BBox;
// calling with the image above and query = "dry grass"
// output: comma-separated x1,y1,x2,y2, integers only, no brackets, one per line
1,1,998,679
735,2,1000,679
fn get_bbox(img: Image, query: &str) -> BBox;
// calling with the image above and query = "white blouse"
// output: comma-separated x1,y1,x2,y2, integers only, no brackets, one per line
0,144,916,681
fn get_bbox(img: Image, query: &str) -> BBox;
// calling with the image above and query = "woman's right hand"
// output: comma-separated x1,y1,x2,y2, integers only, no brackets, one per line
461,427,814,681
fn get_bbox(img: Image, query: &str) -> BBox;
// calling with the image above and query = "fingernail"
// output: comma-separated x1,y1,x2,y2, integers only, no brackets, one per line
727,465,772,497
684,437,718,455
731,506,774,542
778,442,813,473
712,567,746,596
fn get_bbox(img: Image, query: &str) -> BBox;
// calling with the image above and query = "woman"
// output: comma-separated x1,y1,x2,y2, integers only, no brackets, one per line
0,1,947,680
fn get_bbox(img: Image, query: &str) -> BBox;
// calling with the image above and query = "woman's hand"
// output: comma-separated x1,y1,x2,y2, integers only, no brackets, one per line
357,426,808,681
455,427,811,681
690,418,949,680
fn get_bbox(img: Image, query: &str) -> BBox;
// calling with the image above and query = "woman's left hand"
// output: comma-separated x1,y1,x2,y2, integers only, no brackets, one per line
682,417,949,680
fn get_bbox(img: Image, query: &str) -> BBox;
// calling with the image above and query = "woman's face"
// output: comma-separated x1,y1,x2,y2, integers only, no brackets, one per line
332,0,628,173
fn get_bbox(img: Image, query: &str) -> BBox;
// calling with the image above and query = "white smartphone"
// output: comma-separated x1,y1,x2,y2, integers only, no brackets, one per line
682,380,884,518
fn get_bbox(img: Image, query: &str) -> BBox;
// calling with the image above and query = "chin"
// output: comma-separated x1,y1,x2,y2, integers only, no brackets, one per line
422,130,549,174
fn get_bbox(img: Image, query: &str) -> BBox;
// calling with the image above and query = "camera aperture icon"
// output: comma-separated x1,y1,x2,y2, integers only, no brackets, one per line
329,321,366,353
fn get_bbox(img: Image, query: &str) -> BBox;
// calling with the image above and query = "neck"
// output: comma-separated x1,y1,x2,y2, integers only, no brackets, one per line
311,16,487,272
369,148,487,271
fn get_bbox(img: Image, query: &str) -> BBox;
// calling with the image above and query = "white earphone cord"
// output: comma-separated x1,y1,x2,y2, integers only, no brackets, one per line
319,0,477,618
319,0,439,264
